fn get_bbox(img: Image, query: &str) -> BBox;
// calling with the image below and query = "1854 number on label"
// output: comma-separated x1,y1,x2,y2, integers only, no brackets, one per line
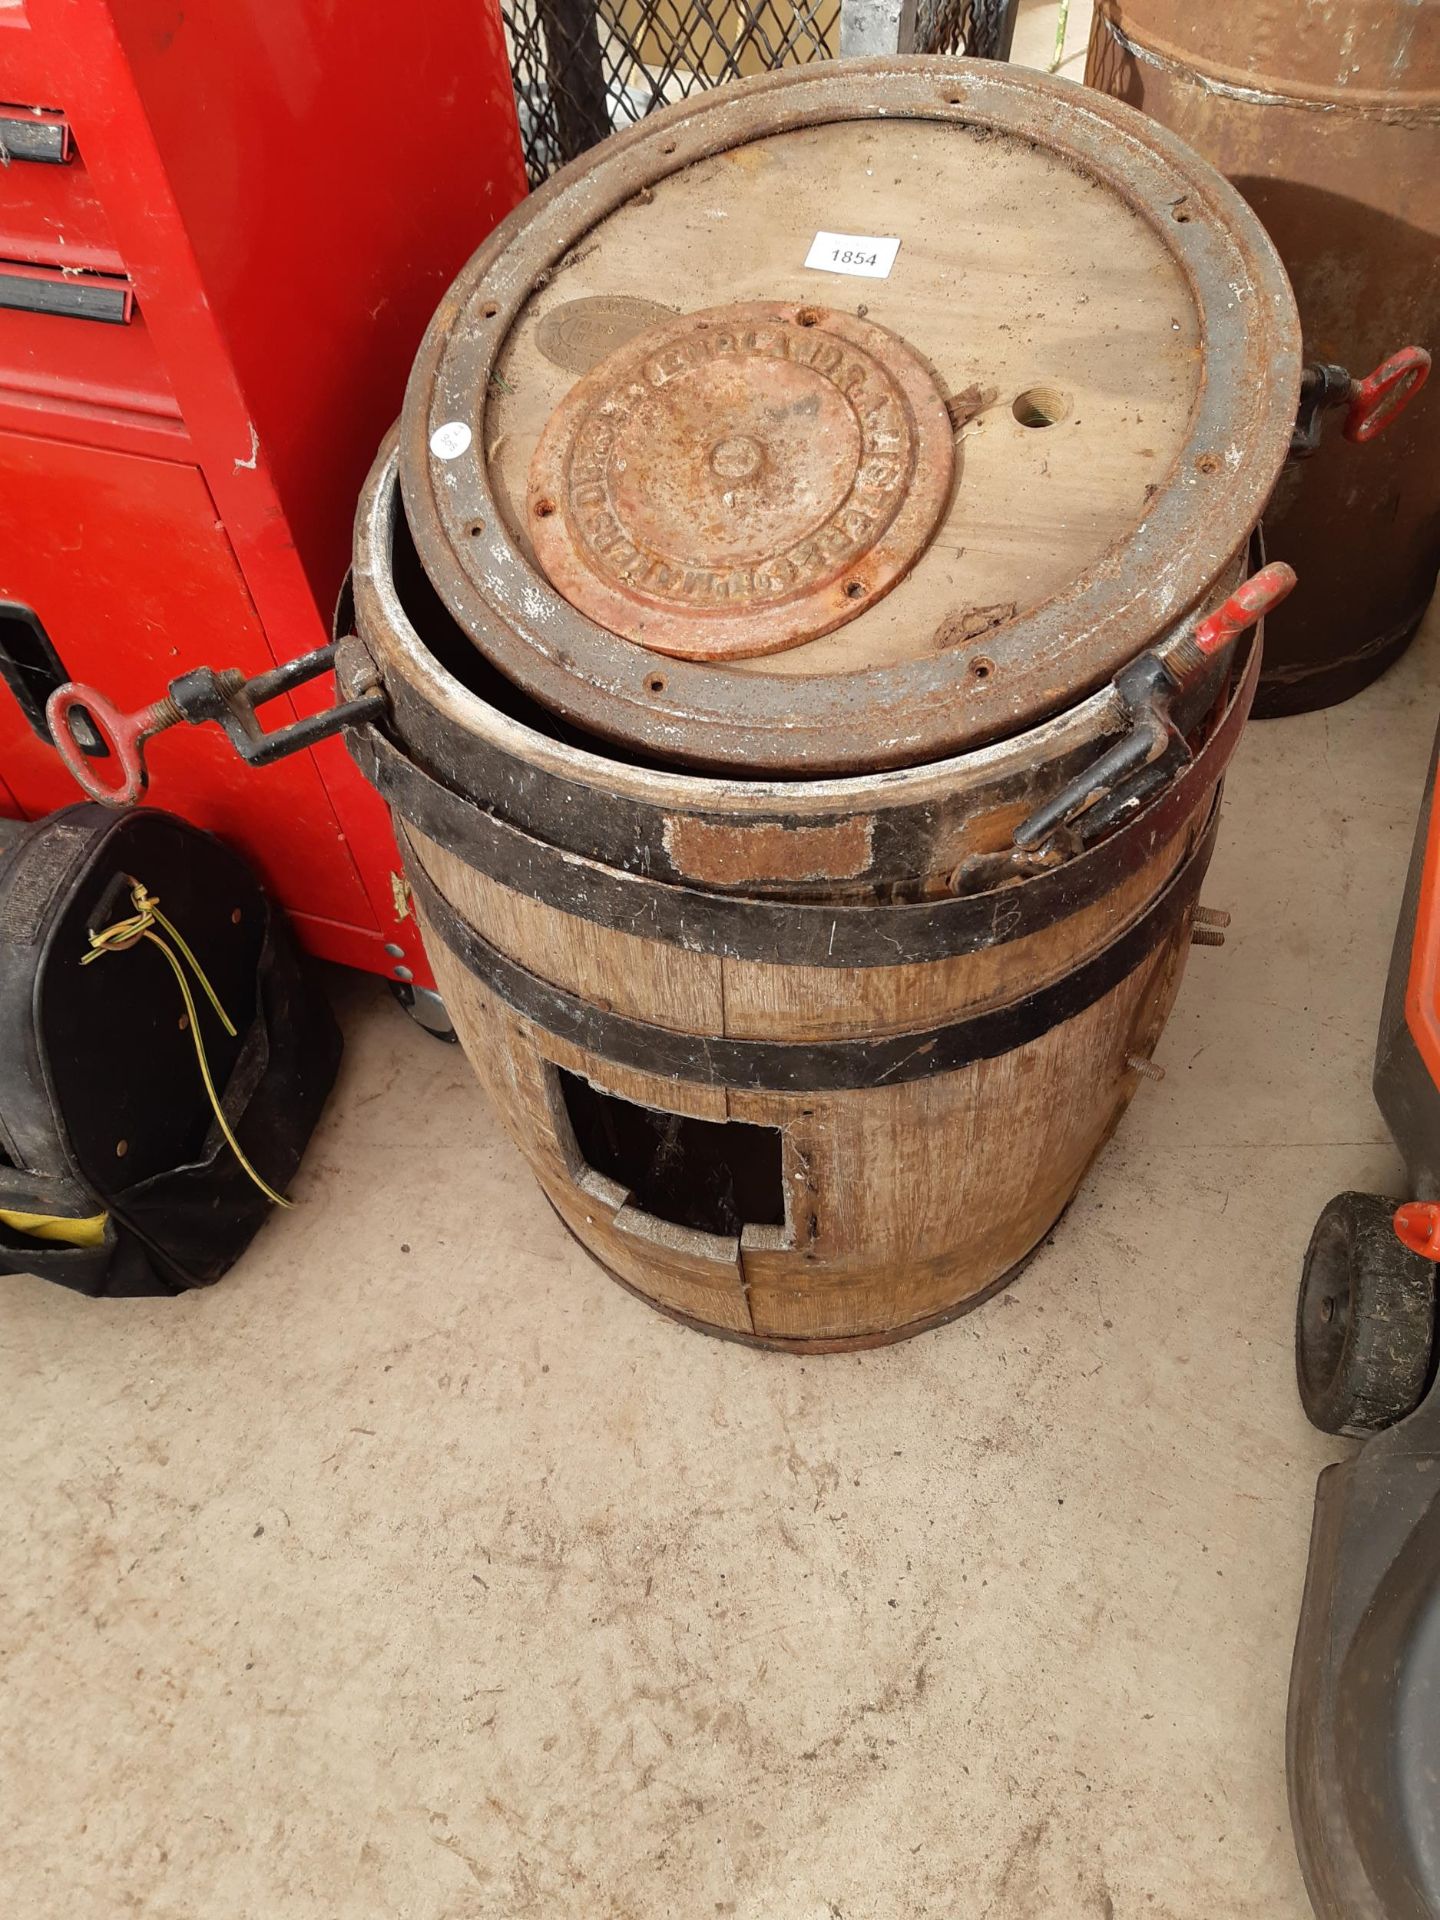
803,231,901,280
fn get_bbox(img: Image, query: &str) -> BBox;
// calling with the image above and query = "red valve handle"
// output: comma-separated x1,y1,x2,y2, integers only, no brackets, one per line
1191,561,1298,660
45,682,180,808
1344,345,1431,445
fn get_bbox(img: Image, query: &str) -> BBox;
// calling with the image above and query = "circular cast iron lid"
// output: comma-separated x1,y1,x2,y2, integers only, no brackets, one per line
400,59,1301,775
526,302,955,661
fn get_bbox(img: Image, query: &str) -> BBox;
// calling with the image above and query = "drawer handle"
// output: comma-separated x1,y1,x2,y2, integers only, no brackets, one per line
0,262,133,325
0,108,72,165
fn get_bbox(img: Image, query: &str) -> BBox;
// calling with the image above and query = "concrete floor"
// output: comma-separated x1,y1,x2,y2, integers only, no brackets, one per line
6,604,1436,1918
4,10,1436,1911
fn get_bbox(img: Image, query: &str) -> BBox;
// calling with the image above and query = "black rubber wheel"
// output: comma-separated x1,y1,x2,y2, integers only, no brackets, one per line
1296,1191,1437,1436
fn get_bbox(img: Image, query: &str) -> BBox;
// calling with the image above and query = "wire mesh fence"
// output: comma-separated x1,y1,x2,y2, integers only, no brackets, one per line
502,0,1018,185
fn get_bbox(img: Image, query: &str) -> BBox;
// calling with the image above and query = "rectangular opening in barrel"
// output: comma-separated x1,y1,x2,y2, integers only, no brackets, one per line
555,1069,785,1239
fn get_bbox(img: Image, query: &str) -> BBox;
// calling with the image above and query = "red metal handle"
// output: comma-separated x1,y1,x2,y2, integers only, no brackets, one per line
1344,345,1431,445
1191,561,1298,660
45,682,179,808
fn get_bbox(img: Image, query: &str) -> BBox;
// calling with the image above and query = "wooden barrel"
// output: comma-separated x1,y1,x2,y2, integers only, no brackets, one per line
1087,0,1440,714
343,59,1301,1349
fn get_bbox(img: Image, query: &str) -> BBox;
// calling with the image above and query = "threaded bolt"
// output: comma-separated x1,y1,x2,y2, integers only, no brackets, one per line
1191,923,1227,947
1193,904,1232,929
1126,1054,1166,1083
1166,635,1207,683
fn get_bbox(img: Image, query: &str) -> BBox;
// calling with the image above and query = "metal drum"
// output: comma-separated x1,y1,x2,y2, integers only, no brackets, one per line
1087,1,1440,714
342,58,1302,1349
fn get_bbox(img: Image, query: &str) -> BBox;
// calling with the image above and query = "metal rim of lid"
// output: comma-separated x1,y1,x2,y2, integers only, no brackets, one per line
526,301,957,662
352,430,1253,854
399,57,1302,777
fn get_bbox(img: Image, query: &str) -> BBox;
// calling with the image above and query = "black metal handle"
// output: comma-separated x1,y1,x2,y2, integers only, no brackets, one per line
1013,654,1180,854
166,644,386,767
0,263,133,325
0,111,72,165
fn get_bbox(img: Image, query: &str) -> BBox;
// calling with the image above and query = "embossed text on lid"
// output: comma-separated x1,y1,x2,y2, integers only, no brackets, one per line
526,301,955,662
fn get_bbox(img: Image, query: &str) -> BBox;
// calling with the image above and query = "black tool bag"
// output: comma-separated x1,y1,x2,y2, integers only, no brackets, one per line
0,806,341,1296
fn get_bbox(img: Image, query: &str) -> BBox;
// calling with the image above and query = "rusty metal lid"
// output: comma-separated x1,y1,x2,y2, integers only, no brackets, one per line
399,59,1301,775
526,301,955,661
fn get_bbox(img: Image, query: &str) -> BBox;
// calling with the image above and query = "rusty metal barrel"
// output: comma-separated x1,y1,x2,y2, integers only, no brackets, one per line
1087,1,1440,714
342,59,1301,1349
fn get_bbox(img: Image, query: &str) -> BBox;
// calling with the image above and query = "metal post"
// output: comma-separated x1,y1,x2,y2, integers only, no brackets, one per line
839,0,918,58
537,0,612,165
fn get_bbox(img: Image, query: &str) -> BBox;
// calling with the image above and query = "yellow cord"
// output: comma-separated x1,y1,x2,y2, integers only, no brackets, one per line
82,882,293,1209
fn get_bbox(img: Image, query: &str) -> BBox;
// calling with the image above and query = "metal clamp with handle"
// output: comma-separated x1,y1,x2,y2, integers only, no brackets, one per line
46,644,386,808
1291,345,1431,457
1012,561,1298,860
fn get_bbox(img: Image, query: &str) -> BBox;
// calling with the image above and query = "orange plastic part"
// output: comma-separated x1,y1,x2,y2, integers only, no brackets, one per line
1406,765,1440,1096
1394,1201,1440,1262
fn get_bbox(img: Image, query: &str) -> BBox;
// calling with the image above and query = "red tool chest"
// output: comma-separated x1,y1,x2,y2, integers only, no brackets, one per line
0,0,528,988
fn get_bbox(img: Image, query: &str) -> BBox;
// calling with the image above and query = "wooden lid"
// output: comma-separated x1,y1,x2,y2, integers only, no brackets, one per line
401,60,1300,774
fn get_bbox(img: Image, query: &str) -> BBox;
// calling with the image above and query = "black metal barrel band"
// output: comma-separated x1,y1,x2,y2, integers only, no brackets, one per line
400,799,1220,1095
351,635,1250,973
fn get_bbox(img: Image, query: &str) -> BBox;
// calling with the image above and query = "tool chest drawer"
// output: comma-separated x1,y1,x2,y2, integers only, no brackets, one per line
0,103,126,273
0,97,169,429
0,292,179,423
